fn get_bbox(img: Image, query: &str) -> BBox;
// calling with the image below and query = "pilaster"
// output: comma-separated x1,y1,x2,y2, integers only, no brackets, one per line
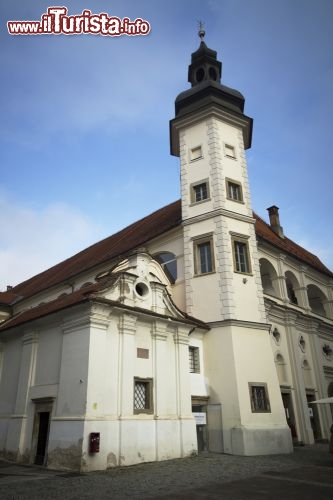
284,311,314,443
151,320,168,418
6,332,39,460
118,313,137,416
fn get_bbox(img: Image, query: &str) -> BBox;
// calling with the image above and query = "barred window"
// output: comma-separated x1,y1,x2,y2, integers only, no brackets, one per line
134,378,153,414
249,383,271,413
189,346,200,373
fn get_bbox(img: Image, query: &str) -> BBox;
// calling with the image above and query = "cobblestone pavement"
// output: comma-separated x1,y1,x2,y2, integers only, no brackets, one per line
0,444,332,500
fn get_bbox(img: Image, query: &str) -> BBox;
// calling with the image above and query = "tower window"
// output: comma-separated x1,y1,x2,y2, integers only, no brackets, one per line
189,346,200,373
224,144,236,159
190,146,203,161
231,235,251,274
209,67,217,81
195,67,205,83
193,237,215,275
226,179,243,202
190,180,210,204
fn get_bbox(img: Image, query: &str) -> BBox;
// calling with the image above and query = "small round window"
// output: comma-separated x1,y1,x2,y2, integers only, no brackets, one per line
135,282,149,298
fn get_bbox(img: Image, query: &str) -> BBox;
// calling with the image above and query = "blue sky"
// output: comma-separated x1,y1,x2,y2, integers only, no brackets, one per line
1,0,333,289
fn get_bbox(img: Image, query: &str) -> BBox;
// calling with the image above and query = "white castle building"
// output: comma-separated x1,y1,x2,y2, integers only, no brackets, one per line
0,35,332,471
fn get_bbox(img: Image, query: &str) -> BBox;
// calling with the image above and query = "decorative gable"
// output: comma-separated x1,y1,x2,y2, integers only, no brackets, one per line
96,252,186,320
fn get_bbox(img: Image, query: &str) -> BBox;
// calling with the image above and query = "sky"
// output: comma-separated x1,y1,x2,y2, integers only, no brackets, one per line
1,0,333,290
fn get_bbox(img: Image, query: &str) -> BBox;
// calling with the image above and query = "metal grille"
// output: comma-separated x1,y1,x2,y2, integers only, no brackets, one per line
250,385,270,412
134,381,147,410
189,347,200,373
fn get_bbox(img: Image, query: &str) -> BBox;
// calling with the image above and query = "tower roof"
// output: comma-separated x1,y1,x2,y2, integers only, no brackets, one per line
170,37,252,154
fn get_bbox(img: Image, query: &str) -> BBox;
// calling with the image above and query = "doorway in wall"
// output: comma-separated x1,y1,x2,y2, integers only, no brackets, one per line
192,404,208,452
35,411,50,465
281,391,297,441
328,381,333,419
31,398,54,466
306,393,321,440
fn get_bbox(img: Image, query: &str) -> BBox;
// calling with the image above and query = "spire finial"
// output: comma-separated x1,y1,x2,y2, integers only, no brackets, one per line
198,21,205,41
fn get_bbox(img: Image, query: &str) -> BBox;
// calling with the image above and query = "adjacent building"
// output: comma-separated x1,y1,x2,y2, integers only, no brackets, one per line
0,35,332,471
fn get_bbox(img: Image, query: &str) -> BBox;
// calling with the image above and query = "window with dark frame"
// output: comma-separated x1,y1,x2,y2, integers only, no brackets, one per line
193,235,215,276
233,240,251,274
227,180,243,202
249,383,271,412
189,346,200,373
193,182,208,203
134,378,153,414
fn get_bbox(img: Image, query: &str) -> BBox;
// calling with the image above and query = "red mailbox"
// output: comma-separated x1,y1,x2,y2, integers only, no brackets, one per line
89,432,100,453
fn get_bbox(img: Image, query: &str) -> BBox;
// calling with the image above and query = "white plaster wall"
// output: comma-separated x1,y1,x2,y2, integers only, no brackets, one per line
56,322,90,418
204,324,292,455
189,335,208,397
0,337,22,414
34,326,62,386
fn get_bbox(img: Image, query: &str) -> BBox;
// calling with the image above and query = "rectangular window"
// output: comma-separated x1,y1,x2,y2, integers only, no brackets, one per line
224,144,236,158
249,383,271,412
190,180,209,204
196,242,213,274
189,346,200,373
190,146,203,161
199,243,212,273
226,179,243,202
231,236,251,274
134,378,153,414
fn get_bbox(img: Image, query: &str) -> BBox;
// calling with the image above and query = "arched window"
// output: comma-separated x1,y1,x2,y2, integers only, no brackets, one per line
307,284,327,317
275,353,288,385
259,258,280,298
153,252,177,283
302,359,313,388
285,271,300,305
272,327,281,345
299,336,306,352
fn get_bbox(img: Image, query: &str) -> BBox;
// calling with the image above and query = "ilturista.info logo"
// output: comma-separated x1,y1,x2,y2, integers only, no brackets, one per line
7,7,151,36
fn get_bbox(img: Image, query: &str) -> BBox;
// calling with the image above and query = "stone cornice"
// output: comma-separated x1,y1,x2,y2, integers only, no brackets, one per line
208,319,270,331
182,207,255,226
170,104,252,156
264,297,333,334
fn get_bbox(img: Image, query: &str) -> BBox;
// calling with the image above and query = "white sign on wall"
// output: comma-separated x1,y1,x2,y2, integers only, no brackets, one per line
193,412,206,425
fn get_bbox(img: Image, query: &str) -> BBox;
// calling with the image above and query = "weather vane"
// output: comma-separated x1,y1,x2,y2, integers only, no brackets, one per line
198,21,205,41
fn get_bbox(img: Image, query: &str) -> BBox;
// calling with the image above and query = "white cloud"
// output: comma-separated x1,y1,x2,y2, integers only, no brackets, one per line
0,190,102,289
